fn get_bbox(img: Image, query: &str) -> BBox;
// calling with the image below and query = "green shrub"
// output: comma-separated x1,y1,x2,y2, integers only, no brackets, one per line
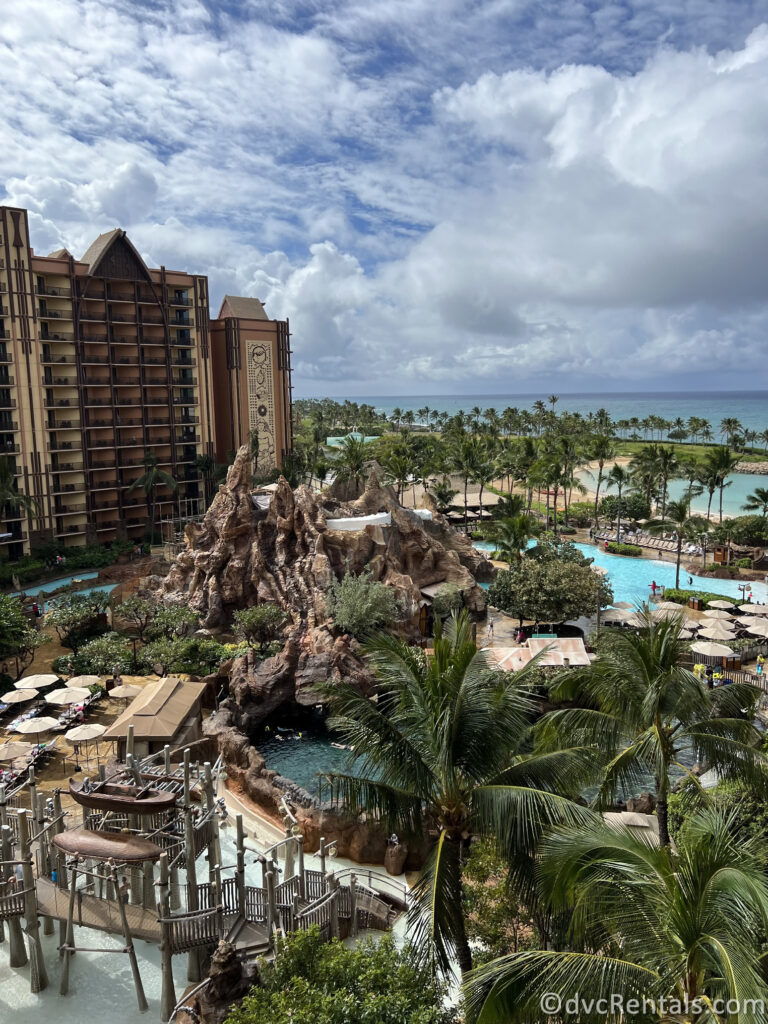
598,493,651,522
606,542,643,557
53,633,133,676
47,592,110,652
432,583,463,619
232,605,288,652
561,502,592,527
326,568,400,639
146,605,200,640
662,588,741,609
558,525,577,535
139,636,228,677
736,558,752,568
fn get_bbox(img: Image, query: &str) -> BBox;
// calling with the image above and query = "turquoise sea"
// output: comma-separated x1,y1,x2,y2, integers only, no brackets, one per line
348,391,768,436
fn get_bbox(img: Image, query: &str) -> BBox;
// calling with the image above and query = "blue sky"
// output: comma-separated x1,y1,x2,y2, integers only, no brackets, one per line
2,0,768,397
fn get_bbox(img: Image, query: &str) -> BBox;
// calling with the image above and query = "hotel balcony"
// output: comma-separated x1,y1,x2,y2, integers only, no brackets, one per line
0,442,20,454
48,439,77,452
83,375,111,386
51,482,83,495
95,520,121,532
107,291,135,302
0,530,27,544
36,285,70,297
41,353,76,365
54,503,87,516
140,314,164,325
89,477,119,490
112,376,141,386
51,461,82,473
0,329,10,340
39,330,73,342
37,308,73,320
0,375,14,387
110,312,136,323
43,375,76,386
0,397,16,409
56,525,87,537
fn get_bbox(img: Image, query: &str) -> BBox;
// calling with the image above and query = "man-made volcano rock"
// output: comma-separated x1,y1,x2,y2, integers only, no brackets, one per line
159,445,491,629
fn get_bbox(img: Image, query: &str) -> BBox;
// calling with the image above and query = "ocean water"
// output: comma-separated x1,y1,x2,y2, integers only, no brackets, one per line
348,391,768,436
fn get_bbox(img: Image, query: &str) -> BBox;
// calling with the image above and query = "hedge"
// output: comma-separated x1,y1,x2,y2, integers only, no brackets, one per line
606,542,643,557
662,588,742,609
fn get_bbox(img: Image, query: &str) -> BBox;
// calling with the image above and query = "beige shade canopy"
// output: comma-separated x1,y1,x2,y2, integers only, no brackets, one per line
703,609,734,620
739,604,768,614
12,717,61,734
682,618,702,630
65,723,107,742
0,741,34,761
678,629,695,639
612,602,635,609
15,673,59,689
690,641,734,657
109,684,142,700
707,599,735,610
45,687,90,706
600,608,631,622
746,621,768,638
3,688,39,704
655,601,686,611
737,616,764,627
698,627,737,642
66,675,101,689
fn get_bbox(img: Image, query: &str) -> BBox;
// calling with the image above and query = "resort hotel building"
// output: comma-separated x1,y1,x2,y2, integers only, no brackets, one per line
0,206,293,558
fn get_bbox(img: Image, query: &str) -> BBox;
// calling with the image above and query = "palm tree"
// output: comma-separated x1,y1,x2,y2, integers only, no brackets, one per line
589,435,615,530
720,416,743,449
127,454,177,543
247,428,260,475
646,498,709,588
331,434,372,494
654,445,679,521
448,435,478,528
705,446,738,522
195,453,217,507
0,456,37,534
606,463,629,539
488,514,541,564
466,810,768,1023
427,476,458,513
743,486,768,517
539,612,767,847
320,613,594,975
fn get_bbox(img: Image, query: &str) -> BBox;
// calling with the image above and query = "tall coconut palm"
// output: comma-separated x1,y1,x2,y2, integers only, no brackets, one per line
743,486,768,518
606,463,629,539
331,434,373,495
538,612,767,848
720,416,743,449
448,435,478,528
466,809,768,1023
0,455,38,532
320,612,595,975
127,454,177,543
655,445,679,521
646,498,710,588
589,435,615,530
705,446,738,522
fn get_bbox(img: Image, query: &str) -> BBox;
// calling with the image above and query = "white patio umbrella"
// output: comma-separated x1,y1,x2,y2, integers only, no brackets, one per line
655,601,685,612
739,604,768,615
12,717,61,738
746,621,768,639
109,684,141,700
679,629,695,639
708,599,735,610
612,602,634,609
66,675,101,689
15,673,58,689
703,609,734,620
736,616,764,628
3,688,39,704
65,722,107,766
690,641,734,657
0,741,34,761
682,618,702,630
698,626,737,642
45,687,90,706
600,608,631,622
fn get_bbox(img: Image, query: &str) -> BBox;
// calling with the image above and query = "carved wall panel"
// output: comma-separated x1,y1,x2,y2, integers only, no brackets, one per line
246,339,277,468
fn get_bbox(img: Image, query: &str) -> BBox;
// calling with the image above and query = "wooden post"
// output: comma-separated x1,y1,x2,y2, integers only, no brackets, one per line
283,828,295,880
27,767,36,816
1,825,26,967
60,857,79,995
235,815,246,913
292,893,300,932
328,872,340,940
170,861,180,910
266,868,276,942
18,809,48,992
53,789,68,951
349,872,358,937
183,748,191,806
36,792,54,936
142,860,154,909
126,724,135,761
109,863,149,1013
203,763,221,887
156,853,176,1023
297,835,305,900
130,864,142,905
183,802,200,982
164,744,171,777
0,783,7,829
126,752,142,786
318,836,326,878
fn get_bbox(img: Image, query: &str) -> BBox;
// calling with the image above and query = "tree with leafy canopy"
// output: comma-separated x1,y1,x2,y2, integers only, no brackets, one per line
325,568,399,639
114,595,159,641
538,610,768,847
487,558,612,628
431,583,463,620
146,604,200,640
330,434,373,495
127,454,177,542
743,486,768,518
47,591,110,652
55,632,133,676
225,929,456,1024
139,636,227,676
486,515,541,564
466,809,768,1024
427,476,459,513
319,611,595,975
646,498,710,588
232,604,288,653
0,593,49,681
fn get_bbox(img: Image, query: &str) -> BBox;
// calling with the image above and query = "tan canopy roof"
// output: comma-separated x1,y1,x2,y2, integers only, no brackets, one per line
104,677,205,742
218,294,268,320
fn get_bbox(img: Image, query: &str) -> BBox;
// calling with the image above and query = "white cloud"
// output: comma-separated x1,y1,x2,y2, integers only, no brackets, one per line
2,1,768,395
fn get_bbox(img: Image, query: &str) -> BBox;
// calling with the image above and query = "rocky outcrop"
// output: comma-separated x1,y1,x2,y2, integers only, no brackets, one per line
157,446,490,629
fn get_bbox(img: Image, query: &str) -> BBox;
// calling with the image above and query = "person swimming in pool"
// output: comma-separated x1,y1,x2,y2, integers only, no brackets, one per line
650,580,658,595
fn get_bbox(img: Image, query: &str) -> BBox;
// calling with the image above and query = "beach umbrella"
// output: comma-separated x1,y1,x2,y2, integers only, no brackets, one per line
109,684,141,700
691,641,734,657
45,687,90,706
655,601,685,612
3,688,39,704
601,608,631,622
15,673,58,689
708,600,735,610
0,741,34,761
740,604,768,615
12,716,60,736
736,616,764,627
65,722,107,766
679,629,695,639
746,621,768,639
703,609,734,620
682,618,702,630
612,602,634,609
698,626,737,642
66,675,101,689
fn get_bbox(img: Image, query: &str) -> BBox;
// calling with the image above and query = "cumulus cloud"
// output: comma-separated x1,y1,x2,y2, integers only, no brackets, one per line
2,0,768,394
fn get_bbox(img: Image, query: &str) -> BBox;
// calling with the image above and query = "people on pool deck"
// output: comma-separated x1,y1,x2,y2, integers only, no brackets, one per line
687,576,693,586
650,580,658,595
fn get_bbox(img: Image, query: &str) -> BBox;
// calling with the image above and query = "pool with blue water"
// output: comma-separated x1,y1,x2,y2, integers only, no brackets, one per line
474,541,768,607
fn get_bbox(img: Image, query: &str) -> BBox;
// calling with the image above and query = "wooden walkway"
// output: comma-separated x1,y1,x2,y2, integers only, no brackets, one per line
35,877,162,944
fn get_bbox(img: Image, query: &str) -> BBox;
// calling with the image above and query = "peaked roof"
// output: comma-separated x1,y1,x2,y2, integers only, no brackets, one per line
218,294,268,320
104,677,205,741
80,228,152,280
46,247,72,259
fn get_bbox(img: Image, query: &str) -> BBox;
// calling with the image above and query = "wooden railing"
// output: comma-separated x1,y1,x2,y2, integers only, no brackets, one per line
165,908,219,953
244,885,267,922
0,886,27,919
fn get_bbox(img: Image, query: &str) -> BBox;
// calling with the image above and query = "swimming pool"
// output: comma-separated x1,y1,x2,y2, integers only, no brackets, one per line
475,541,768,607
9,573,119,611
